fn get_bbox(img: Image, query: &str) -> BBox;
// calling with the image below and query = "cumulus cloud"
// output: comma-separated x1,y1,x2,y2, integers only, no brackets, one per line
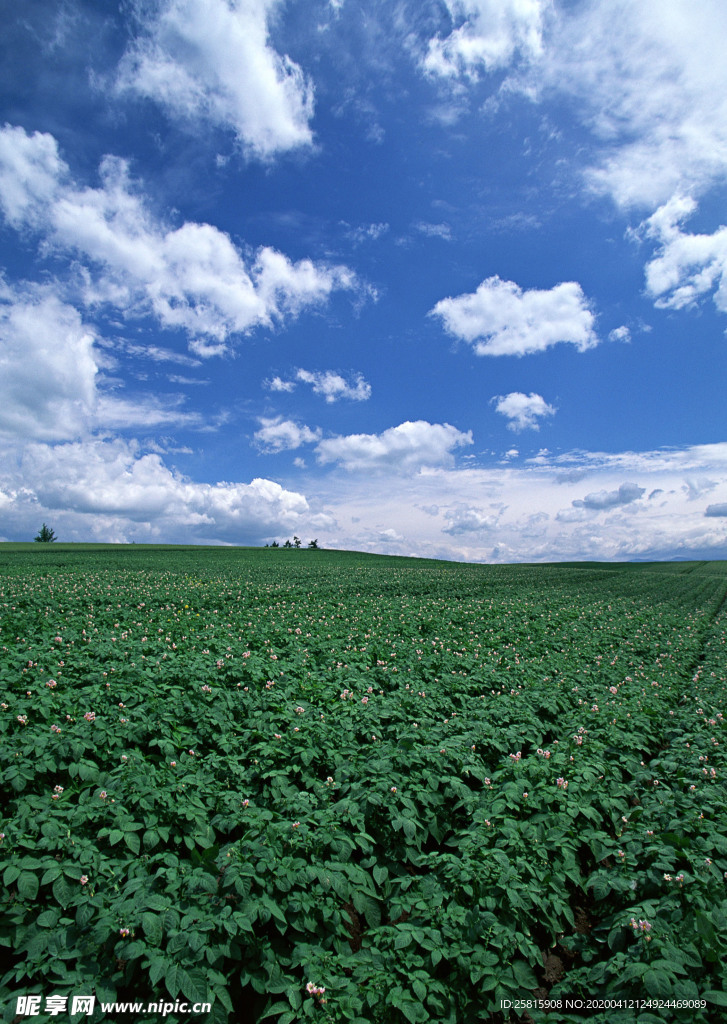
254,417,321,453
430,2,727,211
531,0,727,209
0,126,356,353
705,504,727,517
573,482,646,511
115,0,314,160
0,284,98,441
265,368,371,402
308,441,727,562
430,275,598,356
295,368,371,402
423,0,547,79
636,195,727,314
315,420,473,472
0,124,65,229
2,438,317,543
492,391,555,431
442,505,499,535
0,282,200,442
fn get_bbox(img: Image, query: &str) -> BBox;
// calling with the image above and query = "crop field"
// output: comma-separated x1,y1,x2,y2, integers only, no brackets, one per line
1,546,727,1024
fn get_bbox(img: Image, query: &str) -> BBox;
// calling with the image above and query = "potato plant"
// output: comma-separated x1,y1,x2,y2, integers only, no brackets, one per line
1,546,727,1023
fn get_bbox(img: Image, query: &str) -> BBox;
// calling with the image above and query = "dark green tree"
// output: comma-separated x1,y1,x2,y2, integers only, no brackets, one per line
308,539,319,549
34,523,57,543
293,535,301,549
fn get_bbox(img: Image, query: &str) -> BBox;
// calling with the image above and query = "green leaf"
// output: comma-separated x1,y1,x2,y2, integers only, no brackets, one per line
259,1000,290,1021
179,966,208,1004
142,913,163,946
412,979,427,1002
704,991,727,1006
17,872,39,900
36,910,60,927
3,865,21,886
512,960,538,989
373,865,388,886
143,828,160,850
124,831,141,855
40,865,62,885
52,875,73,909
402,818,417,840
644,969,671,997
165,964,180,998
149,957,167,986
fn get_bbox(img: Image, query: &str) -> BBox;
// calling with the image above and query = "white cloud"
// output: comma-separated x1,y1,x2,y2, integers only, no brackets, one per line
572,482,646,511
1,438,318,543
637,195,727,314
0,281,200,443
295,368,371,402
608,326,631,343
492,391,555,431
344,222,389,244
0,126,356,353
115,0,315,160
430,275,597,356
264,368,372,401
315,420,473,472
254,417,321,452
0,124,65,229
423,0,547,80
443,504,500,535
306,442,727,561
122,342,202,367
531,0,727,209
430,2,727,211
414,221,452,241
0,284,98,441
267,375,297,393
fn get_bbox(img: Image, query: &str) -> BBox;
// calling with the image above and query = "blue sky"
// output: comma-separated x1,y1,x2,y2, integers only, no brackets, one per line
1,0,727,561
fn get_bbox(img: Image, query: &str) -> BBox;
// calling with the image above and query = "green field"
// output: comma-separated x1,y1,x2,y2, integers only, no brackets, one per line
2,546,727,1024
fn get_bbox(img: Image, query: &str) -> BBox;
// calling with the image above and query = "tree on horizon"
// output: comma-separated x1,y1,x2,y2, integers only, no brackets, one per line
34,523,57,542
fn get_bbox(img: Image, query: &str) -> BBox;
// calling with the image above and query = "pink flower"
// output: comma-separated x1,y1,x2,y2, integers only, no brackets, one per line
80,875,88,885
